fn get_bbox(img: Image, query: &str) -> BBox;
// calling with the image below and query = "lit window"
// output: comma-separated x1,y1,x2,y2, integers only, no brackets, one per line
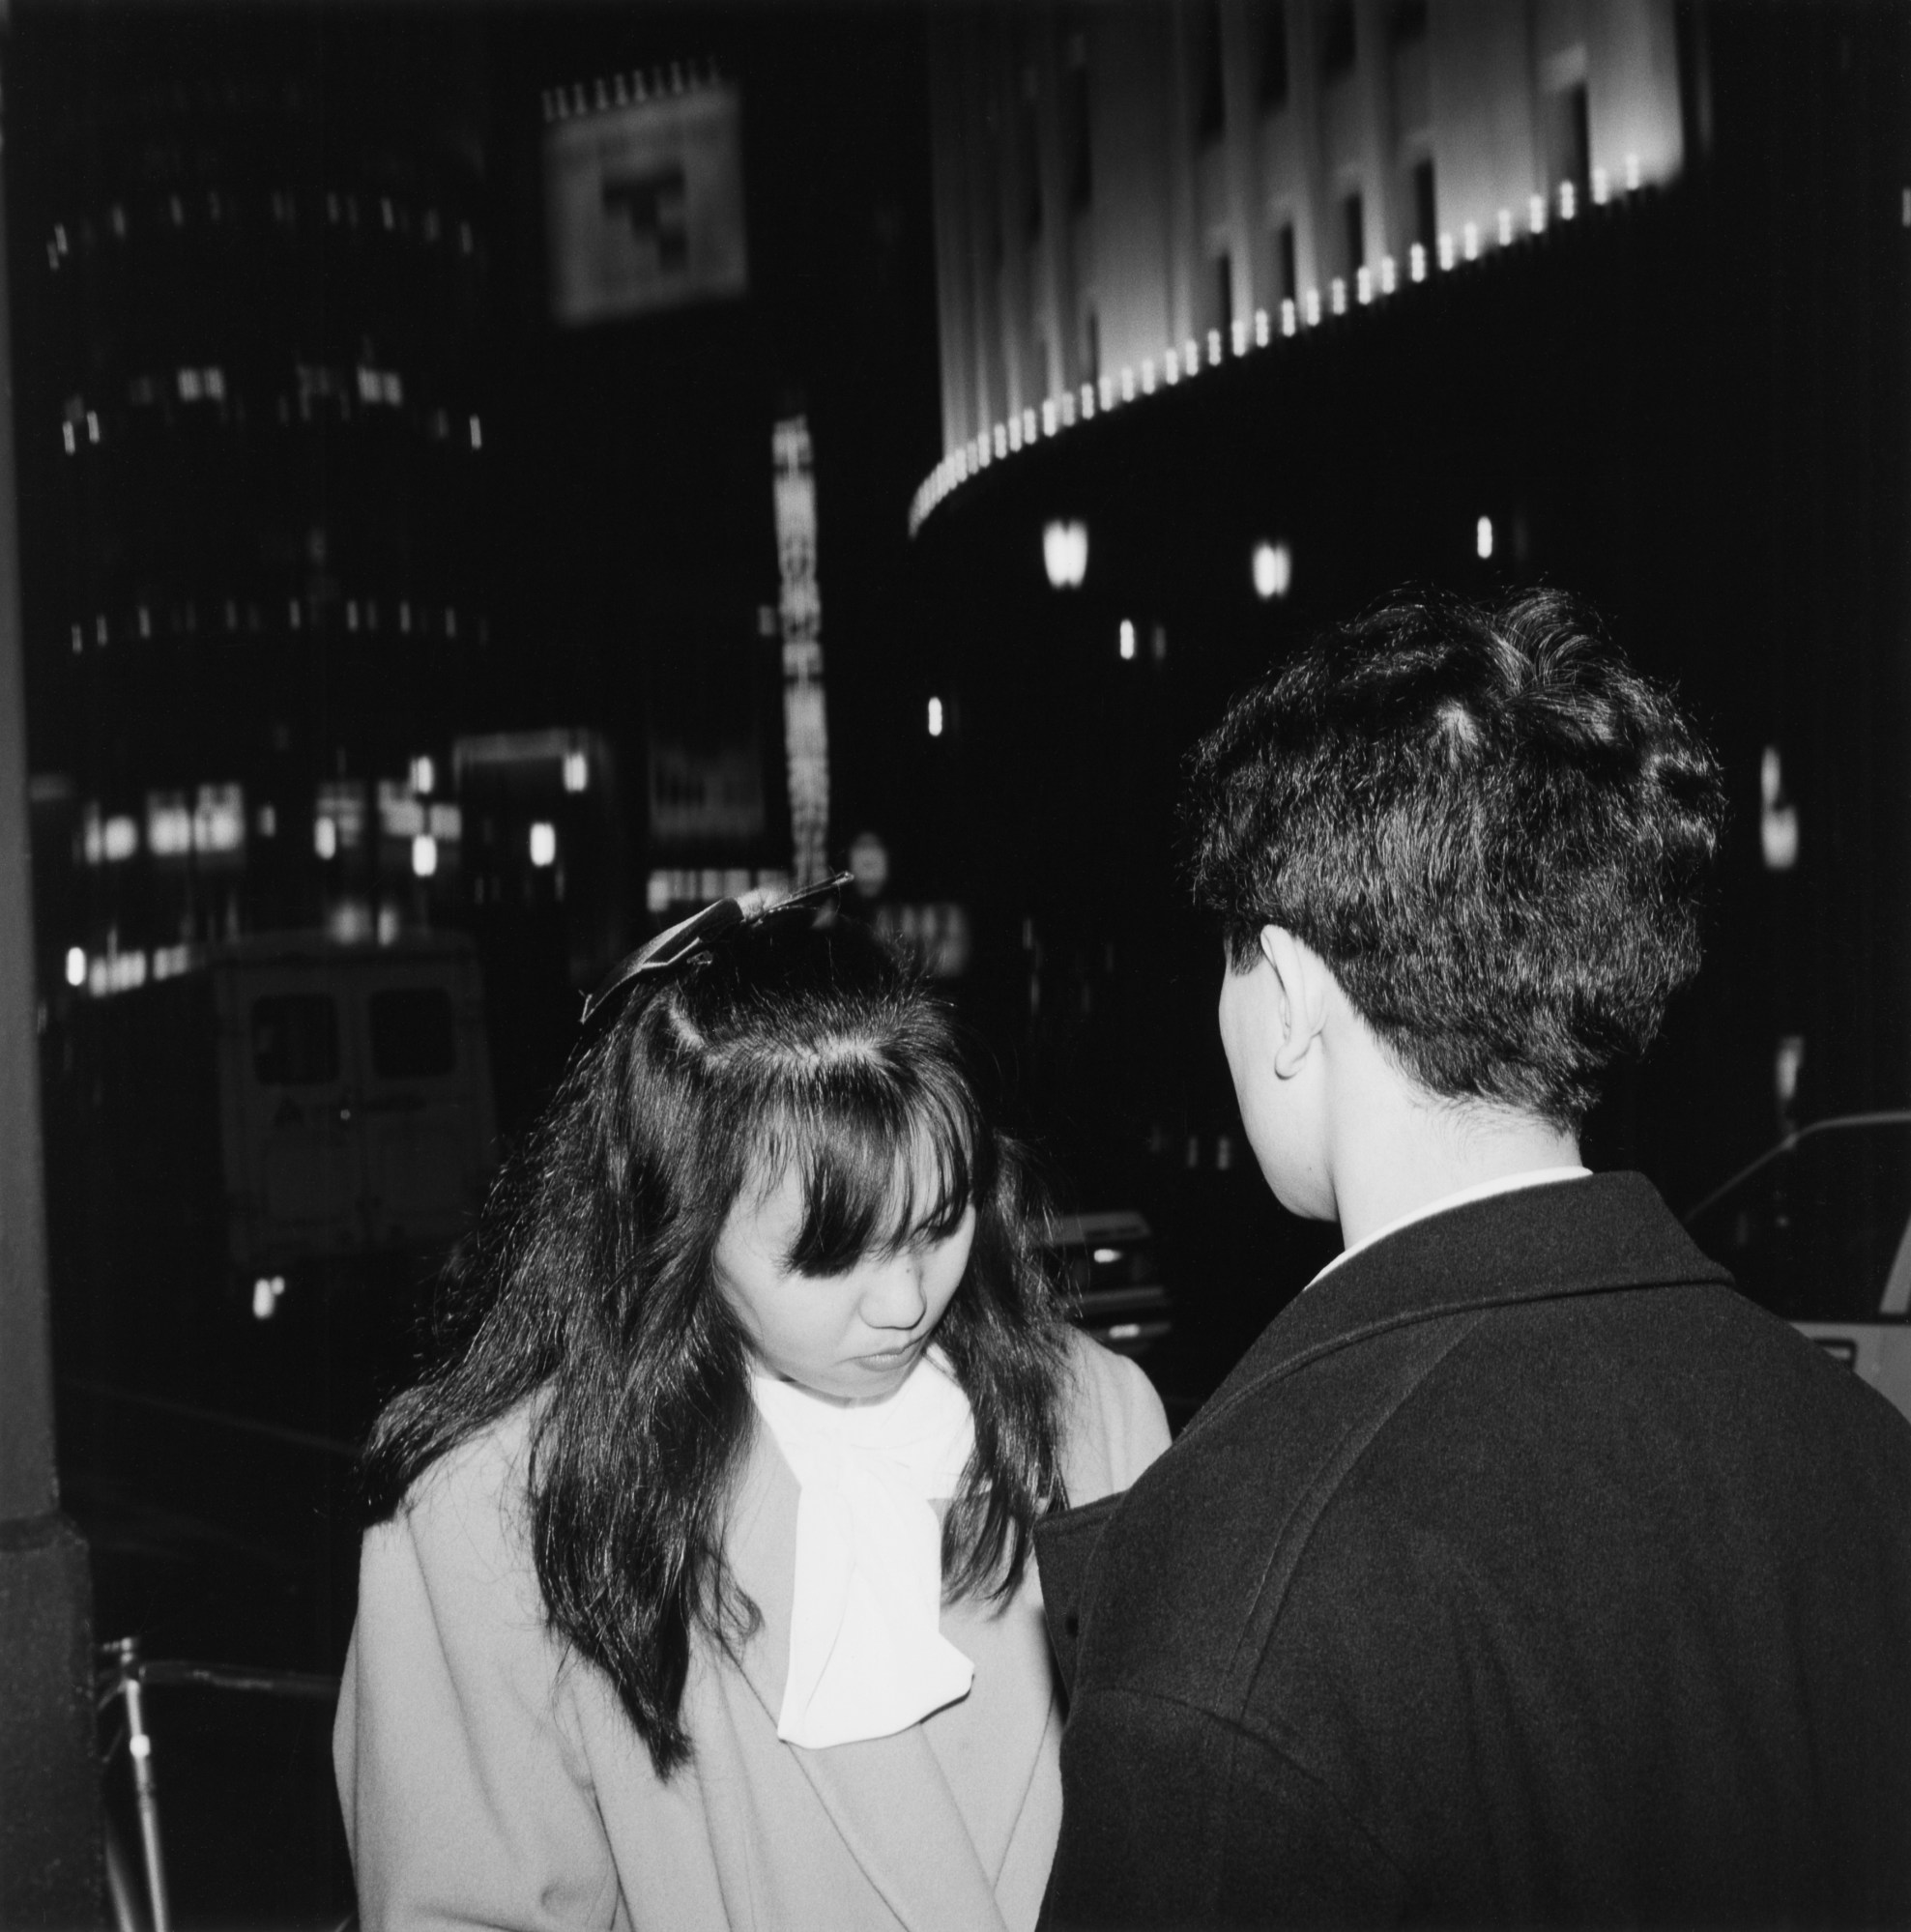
146,793,192,857
192,785,245,853
410,754,436,795
529,822,557,867
314,816,338,860
563,749,589,793
65,946,84,988
1475,516,1494,561
1252,540,1292,599
1119,620,1137,660
927,697,944,738
102,816,138,862
469,416,482,450
412,833,439,879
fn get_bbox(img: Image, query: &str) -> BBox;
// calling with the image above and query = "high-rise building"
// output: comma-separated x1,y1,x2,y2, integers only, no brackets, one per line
12,13,494,1006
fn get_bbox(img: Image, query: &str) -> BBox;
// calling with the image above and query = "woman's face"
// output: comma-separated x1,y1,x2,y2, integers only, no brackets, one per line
714,1165,976,1403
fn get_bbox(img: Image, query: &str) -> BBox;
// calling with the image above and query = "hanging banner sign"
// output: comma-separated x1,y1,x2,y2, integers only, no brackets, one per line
544,78,749,326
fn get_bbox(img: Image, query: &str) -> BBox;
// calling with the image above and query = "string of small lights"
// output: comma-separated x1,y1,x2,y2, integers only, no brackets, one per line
908,163,1643,539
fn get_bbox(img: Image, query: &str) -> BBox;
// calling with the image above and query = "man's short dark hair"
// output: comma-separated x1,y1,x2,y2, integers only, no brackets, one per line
1187,591,1725,1130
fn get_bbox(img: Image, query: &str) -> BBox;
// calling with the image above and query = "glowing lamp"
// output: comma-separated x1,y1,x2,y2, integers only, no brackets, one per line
1252,541,1292,601
1042,520,1089,590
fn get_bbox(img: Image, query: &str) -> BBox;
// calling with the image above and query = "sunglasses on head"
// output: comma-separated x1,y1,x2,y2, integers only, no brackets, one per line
578,871,854,1034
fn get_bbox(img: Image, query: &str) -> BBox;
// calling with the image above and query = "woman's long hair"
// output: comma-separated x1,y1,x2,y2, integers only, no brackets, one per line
359,913,1074,1774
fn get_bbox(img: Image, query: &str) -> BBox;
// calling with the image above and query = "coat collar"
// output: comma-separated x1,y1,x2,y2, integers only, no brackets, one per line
1186,1171,1729,1447
717,1422,1016,1932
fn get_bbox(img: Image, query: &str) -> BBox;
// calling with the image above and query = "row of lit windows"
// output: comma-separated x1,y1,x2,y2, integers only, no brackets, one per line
45,193,478,270
912,172,1639,534
59,371,481,448
65,598,484,653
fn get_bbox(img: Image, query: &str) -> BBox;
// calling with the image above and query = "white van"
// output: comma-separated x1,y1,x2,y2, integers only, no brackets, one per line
1684,1113,1911,1425
46,933,496,1343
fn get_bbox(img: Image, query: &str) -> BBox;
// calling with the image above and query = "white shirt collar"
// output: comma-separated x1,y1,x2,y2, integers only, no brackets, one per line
1305,1166,1592,1292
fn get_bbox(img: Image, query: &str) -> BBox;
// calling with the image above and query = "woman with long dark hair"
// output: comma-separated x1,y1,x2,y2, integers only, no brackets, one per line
333,882,1170,1931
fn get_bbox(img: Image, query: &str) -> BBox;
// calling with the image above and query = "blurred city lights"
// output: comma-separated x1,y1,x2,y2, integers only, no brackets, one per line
1252,540,1293,600
529,821,558,867
1042,519,1089,589
411,833,438,879
1119,620,1136,660
1476,516,1494,560
64,946,84,988
927,696,944,737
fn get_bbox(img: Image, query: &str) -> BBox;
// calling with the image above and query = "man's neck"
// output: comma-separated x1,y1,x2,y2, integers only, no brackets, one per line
1324,1077,1581,1252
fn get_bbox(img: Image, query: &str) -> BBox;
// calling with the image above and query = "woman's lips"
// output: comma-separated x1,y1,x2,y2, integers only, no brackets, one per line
854,1339,924,1370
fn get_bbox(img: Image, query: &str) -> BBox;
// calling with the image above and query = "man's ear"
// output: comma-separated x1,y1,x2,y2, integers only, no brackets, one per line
1260,926,1329,1079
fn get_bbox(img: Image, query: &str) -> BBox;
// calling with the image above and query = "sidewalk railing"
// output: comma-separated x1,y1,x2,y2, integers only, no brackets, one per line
97,1634,342,1932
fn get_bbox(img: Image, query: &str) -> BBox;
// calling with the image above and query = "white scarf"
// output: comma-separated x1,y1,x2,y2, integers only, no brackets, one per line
749,1349,978,1748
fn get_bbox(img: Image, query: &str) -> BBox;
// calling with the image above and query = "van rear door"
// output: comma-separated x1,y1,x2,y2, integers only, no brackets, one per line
353,952,494,1251
217,964,366,1271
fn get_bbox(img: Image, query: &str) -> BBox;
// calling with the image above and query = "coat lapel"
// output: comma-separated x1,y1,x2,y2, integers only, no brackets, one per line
723,1424,1014,1932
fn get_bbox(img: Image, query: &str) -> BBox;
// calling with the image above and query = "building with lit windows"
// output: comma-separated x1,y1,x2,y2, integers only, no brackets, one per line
11,13,495,1015
904,2,1911,1357
924,0,1684,477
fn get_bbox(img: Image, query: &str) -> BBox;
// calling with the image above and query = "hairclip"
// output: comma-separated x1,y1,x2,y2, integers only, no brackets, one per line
578,872,854,1032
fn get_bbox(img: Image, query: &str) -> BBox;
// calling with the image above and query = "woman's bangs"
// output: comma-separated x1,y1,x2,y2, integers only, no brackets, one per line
776,1080,981,1278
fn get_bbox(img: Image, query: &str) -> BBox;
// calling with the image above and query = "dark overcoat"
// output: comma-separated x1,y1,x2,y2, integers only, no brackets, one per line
1037,1173,1911,1928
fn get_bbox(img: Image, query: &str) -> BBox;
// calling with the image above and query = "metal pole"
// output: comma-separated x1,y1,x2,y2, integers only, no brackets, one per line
0,3,107,1920
111,1646,168,1932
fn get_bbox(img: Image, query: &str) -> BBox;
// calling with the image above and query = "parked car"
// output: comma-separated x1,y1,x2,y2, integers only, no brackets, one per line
1048,1209,1173,1358
1684,1112,1911,1424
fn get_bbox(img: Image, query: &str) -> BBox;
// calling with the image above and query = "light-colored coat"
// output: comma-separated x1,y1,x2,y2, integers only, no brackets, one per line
334,1334,1170,1931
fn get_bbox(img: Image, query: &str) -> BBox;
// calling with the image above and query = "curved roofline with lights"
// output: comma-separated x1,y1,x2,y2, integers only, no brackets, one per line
908,169,1647,540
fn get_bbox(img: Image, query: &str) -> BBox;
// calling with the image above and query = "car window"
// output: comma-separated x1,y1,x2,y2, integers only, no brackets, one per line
252,994,340,1086
367,987,456,1080
1687,1123,1911,1322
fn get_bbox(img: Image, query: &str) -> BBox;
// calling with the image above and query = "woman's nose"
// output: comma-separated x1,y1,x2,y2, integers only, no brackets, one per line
860,1253,928,1332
